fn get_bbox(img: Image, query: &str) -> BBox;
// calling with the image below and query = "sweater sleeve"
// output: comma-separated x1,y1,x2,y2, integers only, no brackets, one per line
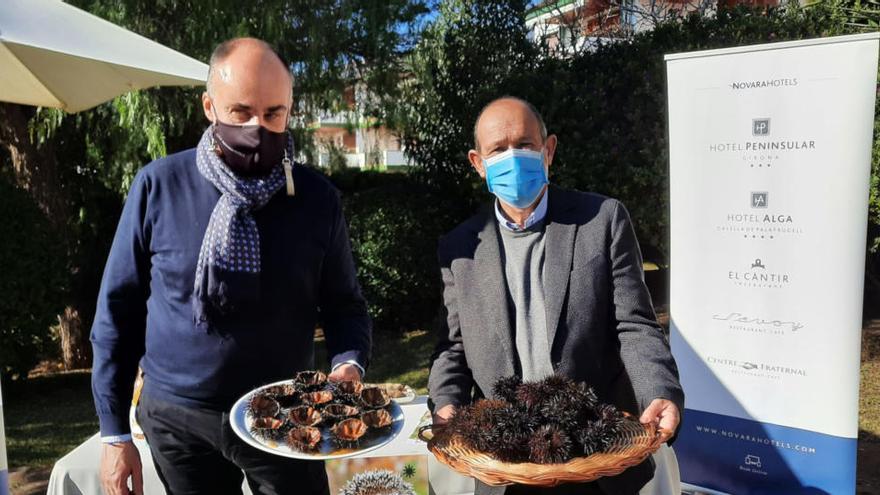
318,189,372,373
90,170,151,437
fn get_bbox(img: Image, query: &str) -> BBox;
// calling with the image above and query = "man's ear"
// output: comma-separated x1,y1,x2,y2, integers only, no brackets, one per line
544,134,558,167
468,149,486,179
202,92,215,124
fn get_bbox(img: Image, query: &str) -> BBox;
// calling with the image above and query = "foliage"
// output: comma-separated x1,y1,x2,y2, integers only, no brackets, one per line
389,0,538,194
335,172,468,332
0,0,431,370
837,0,880,29
0,174,68,379
324,140,352,174
395,0,879,260
26,0,430,195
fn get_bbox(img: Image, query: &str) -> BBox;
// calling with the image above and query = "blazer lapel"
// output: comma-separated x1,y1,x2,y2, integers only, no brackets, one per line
543,187,577,353
472,211,516,371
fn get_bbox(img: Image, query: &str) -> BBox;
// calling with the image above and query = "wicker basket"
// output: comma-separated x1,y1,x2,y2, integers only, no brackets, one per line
418,414,671,487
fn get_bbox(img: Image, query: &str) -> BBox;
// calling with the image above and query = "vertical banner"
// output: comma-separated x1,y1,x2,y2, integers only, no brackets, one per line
666,33,879,494
0,375,8,495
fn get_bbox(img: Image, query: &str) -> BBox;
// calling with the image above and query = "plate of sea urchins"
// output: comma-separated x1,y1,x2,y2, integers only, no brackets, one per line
419,374,672,487
230,371,405,460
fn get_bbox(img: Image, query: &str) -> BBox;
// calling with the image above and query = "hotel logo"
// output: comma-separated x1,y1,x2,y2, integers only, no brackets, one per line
753,119,770,136
751,192,768,208
728,258,792,289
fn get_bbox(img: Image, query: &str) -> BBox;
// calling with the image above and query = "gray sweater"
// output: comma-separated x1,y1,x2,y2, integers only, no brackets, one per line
499,222,555,381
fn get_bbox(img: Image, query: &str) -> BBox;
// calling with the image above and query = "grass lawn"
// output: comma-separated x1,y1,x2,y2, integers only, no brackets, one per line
314,328,434,395
3,370,97,469
858,319,880,495
860,319,880,439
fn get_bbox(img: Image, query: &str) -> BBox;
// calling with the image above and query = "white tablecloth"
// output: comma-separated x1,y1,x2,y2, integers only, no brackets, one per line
48,397,468,495
48,396,679,495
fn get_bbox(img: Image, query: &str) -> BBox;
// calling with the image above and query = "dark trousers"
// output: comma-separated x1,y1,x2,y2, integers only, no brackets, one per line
137,392,330,495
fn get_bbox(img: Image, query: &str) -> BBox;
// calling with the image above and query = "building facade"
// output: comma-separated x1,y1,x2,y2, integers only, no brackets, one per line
307,84,410,170
526,0,782,54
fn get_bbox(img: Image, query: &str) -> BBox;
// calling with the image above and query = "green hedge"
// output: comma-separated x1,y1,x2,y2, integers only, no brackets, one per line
0,174,67,379
330,169,469,332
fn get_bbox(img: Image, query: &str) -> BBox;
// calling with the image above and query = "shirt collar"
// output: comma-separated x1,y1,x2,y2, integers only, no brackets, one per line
495,189,549,232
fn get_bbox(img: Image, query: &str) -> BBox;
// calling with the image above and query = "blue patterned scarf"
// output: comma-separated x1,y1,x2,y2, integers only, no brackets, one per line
192,127,291,327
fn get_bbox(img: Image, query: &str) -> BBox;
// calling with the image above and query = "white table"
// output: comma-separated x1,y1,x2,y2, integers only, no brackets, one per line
48,396,678,495
48,396,472,495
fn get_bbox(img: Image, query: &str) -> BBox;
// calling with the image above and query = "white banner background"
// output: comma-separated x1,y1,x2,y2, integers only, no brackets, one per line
667,33,879,493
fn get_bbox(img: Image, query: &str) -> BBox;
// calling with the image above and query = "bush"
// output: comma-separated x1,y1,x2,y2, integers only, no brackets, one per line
327,167,413,194
0,174,68,379
337,174,469,332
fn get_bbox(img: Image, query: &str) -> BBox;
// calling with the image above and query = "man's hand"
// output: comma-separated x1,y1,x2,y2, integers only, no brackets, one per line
100,441,143,495
640,398,680,438
432,404,457,427
328,363,362,383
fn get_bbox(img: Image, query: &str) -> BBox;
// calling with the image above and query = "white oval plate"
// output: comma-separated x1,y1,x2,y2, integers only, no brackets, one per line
229,379,405,460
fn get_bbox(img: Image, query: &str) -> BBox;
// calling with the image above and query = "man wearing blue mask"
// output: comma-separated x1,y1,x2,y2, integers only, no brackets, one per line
428,97,683,495
92,38,370,495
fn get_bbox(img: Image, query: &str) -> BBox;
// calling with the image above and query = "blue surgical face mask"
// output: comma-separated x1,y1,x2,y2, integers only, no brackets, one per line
483,148,549,208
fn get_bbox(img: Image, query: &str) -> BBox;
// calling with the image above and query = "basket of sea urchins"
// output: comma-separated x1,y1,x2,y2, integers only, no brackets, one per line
419,374,672,487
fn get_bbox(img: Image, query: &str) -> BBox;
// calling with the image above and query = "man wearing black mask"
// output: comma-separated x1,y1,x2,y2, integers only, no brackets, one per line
92,38,371,495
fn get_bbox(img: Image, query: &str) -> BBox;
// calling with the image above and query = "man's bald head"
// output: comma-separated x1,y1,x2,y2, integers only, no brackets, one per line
473,96,547,152
201,37,293,133
206,38,291,97
467,96,557,185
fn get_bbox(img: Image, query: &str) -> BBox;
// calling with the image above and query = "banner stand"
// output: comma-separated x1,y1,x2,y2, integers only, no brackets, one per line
666,32,879,494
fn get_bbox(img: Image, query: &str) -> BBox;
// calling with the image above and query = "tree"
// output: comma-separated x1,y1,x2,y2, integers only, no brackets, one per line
389,0,538,196
0,0,428,373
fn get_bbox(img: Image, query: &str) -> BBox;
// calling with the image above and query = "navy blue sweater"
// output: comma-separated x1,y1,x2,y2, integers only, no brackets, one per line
90,148,371,437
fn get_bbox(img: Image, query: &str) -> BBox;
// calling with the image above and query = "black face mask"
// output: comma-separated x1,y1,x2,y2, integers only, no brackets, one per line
211,118,288,177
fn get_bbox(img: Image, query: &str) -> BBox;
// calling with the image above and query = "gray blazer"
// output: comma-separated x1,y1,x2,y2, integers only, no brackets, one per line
428,186,684,495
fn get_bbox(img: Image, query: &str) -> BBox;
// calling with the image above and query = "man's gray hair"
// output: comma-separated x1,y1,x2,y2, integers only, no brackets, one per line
205,38,291,97
473,96,548,151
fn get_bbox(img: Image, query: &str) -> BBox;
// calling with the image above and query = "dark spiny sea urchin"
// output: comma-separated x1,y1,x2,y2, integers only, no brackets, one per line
447,400,511,453
515,381,553,412
490,405,534,462
597,403,624,423
287,426,322,452
537,394,582,431
539,374,572,394
248,394,280,418
250,416,285,440
445,375,633,464
492,375,522,403
574,424,603,456
540,374,598,412
528,425,573,464
591,404,625,449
